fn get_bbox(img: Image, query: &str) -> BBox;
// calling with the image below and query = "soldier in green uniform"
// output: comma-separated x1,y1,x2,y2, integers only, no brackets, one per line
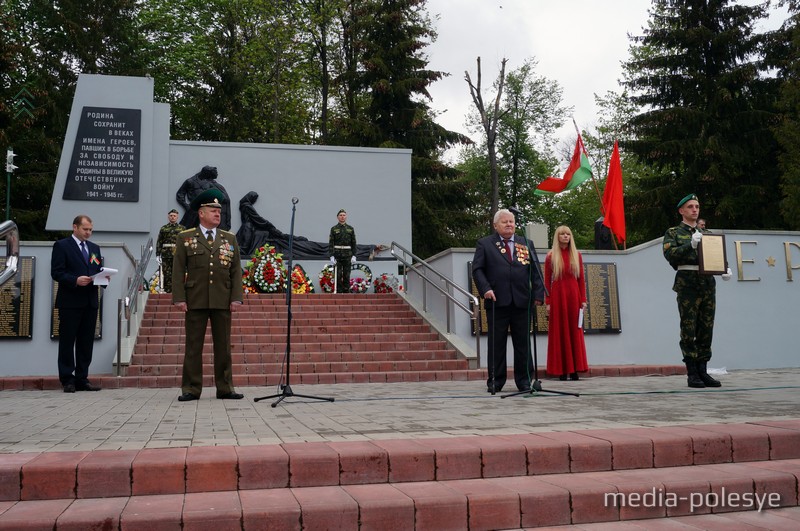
155,209,184,292
663,194,731,388
328,209,357,293
172,189,244,401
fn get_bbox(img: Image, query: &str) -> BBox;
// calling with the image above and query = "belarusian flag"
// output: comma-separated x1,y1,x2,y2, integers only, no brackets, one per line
534,135,593,196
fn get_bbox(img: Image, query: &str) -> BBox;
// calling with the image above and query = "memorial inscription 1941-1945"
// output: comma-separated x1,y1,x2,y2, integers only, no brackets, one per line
63,106,141,202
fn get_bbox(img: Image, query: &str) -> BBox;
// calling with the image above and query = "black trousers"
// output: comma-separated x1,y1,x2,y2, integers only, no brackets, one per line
57,306,98,386
487,302,533,391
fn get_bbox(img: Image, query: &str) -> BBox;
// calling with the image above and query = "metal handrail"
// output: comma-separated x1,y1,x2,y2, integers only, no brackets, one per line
391,241,481,366
115,238,154,375
0,220,20,287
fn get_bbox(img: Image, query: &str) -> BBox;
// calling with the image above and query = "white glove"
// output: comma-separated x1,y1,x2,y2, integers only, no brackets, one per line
329,256,336,264
722,267,732,281
351,256,357,264
156,255,162,265
691,231,703,249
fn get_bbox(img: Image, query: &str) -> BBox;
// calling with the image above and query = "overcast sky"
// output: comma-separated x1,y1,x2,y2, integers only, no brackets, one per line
423,0,788,149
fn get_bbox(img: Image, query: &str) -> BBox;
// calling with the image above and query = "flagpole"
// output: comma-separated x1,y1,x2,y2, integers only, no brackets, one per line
572,118,618,250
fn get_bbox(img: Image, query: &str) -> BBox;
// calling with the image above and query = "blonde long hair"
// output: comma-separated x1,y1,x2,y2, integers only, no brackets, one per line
548,225,581,279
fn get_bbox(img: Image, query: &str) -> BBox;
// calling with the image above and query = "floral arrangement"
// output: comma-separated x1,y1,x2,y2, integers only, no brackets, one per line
350,263,372,293
290,264,315,294
147,270,162,294
373,273,402,294
242,244,287,293
318,264,336,293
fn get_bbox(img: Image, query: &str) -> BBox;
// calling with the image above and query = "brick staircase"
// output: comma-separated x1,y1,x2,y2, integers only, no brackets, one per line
0,292,685,391
1,420,799,529
126,292,482,388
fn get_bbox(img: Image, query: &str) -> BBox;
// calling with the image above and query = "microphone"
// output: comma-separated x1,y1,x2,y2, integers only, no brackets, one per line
508,206,522,219
291,197,299,204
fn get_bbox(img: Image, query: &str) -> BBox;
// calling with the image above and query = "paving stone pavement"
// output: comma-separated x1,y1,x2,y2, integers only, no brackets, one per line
1,368,798,453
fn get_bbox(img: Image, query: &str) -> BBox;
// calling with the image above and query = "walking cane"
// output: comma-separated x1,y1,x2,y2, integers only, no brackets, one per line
489,300,496,395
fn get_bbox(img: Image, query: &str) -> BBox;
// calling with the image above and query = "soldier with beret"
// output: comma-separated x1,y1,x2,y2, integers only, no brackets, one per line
172,189,244,401
328,209,357,293
155,209,184,292
663,193,731,388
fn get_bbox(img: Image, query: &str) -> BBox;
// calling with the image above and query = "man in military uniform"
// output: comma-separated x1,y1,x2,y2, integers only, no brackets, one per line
328,209,357,293
663,193,731,388
172,189,244,401
155,209,184,292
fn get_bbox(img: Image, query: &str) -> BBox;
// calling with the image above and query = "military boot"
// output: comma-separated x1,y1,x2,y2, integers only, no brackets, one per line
697,361,722,387
685,359,705,388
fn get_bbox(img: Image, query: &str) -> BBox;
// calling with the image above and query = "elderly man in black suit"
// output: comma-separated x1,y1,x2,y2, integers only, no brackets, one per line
51,214,105,393
472,208,545,393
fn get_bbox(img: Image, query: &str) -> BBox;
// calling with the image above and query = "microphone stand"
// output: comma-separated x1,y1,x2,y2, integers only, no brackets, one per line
501,209,579,399
254,197,334,407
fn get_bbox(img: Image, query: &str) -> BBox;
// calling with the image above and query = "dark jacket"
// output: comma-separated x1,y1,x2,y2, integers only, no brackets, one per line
472,233,544,308
51,237,103,309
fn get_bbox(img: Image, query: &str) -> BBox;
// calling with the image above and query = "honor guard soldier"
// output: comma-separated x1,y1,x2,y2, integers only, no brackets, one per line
156,209,184,292
663,193,731,389
172,189,244,401
328,209,357,293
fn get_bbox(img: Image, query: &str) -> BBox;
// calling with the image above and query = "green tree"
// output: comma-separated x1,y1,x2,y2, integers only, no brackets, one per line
1,0,144,239
622,0,781,239
334,0,471,258
770,1,800,228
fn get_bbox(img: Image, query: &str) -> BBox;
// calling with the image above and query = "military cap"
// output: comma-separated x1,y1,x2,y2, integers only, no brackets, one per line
677,193,699,209
337,209,347,215
190,189,224,210
168,209,179,215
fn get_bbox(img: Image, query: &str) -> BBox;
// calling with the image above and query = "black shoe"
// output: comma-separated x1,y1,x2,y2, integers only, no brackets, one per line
569,373,579,381
63,384,76,393
685,359,706,388
76,382,101,391
697,361,722,387
487,385,502,393
216,391,244,400
559,374,567,381
178,392,199,402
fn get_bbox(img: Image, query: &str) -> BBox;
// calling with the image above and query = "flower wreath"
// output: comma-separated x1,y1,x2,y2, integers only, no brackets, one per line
318,264,336,293
350,263,372,293
242,244,287,293
373,273,402,294
290,264,315,294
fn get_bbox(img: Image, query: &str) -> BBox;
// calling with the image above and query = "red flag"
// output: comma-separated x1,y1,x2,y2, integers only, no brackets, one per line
602,141,625,243
534,135,593,196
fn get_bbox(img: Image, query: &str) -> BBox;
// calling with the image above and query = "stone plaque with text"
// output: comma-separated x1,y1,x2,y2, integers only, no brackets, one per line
469,261,621,335
63,106,141,202
0,256,35,339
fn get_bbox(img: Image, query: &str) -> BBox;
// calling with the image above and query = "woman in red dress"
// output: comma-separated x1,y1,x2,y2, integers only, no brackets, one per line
545,226,589,380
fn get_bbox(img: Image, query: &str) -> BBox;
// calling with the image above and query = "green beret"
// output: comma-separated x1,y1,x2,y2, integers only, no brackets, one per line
190,189,224,210
168,209,179,215
677,193,699,208
337,209,347,215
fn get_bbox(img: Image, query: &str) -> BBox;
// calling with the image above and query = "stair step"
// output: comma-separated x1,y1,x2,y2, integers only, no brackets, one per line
3,423,798,502
1,423,798,529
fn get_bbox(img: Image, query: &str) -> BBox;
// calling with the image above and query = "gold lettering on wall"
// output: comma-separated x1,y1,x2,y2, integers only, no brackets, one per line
784,242,800,281
734,241,760,281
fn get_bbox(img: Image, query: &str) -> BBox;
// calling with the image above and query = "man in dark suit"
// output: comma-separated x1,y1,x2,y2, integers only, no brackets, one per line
472,209,545,392
51,214,105,393
172,189,244,402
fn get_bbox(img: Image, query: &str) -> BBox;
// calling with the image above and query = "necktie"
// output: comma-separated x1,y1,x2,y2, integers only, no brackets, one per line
206,230,214,244
503,239,512,262
80,241,89,263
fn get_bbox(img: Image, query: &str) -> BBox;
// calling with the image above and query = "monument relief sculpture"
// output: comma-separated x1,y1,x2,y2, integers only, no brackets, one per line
175,165,232,230
236,191,381,259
